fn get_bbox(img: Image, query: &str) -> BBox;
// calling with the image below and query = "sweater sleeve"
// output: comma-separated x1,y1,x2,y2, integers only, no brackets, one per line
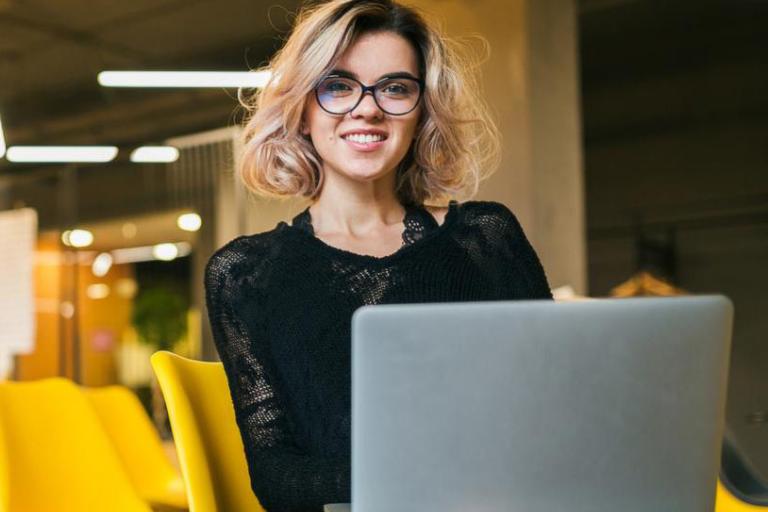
204,239,350,512
489,202,554,300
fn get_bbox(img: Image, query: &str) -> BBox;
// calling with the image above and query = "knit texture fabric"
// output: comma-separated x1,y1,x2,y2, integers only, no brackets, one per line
204,200,553,512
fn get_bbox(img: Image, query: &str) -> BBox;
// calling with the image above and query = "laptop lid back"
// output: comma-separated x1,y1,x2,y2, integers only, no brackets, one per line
351,296,732,512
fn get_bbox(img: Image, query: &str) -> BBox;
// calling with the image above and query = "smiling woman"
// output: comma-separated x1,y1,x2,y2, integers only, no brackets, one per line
301,31,423,198
205,1,552,511
238,0,500,208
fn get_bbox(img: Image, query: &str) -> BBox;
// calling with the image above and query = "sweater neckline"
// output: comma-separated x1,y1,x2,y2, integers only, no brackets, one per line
279,200,459,265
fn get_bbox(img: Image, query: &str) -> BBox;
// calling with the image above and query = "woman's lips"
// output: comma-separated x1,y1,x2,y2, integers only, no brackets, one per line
342,136,387,152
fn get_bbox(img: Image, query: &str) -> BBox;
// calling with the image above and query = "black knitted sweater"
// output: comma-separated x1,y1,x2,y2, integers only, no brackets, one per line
204,200,553,512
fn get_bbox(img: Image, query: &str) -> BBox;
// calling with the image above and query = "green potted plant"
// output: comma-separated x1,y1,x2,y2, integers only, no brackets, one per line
131,285,188,436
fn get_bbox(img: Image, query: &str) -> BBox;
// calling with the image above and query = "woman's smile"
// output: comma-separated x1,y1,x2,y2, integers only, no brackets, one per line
340,128,389,152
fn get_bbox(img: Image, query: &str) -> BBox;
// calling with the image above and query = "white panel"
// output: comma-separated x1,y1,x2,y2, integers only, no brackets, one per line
0,208,38,359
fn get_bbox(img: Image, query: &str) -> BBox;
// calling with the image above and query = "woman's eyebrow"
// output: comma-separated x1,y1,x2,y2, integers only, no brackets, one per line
379,72,420,80
328,68,419,80
328,69,357,79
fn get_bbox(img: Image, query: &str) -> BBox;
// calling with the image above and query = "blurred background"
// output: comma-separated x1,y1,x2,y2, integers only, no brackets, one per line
0,0,766,483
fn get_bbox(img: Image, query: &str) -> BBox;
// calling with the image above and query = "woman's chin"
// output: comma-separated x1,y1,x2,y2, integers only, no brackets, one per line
336,166,393,182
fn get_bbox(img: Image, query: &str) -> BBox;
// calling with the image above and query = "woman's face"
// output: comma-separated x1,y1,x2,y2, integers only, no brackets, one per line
303,31,422,187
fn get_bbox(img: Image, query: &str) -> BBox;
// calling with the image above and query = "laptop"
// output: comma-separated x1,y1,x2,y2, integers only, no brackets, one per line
339,296,732,512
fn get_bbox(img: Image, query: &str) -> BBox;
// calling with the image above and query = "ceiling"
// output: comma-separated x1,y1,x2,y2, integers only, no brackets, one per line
69,208,198,252
2,0,766,173
577,0,768,157
0,0,301,166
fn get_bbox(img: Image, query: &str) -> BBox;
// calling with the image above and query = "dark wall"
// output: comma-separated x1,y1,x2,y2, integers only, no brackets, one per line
581,0,768,473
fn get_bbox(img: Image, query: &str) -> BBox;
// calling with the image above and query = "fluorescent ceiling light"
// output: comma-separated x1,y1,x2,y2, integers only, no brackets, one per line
97,70,271,88
7,146,118,163
62,229,94,248
130,146,179,163
92,252,114,277
0,114,6,158
86,283,110,300
153,243,179,261
177,212,202,232
111,242,191,264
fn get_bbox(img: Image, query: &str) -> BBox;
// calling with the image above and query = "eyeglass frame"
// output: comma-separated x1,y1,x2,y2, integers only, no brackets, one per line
313,73,426,116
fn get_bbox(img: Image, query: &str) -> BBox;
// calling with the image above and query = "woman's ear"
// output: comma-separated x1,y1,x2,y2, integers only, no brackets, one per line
300,94,314,136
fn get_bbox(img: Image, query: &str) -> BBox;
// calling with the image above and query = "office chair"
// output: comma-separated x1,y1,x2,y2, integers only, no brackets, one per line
150,351,265,512
0,378,151,512
84,385,188,510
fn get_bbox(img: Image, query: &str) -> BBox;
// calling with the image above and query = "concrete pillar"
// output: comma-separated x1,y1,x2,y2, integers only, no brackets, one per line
412,0,587,294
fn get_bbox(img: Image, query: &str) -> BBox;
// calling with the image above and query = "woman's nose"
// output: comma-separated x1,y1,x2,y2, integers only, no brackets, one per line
350,91,384,119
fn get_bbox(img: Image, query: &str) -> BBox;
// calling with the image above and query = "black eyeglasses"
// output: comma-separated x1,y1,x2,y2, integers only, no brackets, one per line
314,74,425,116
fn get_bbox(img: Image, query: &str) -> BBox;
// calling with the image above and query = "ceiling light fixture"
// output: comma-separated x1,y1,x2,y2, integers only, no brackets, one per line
63,229,94,248
7,146,118,163
86,283,110,300
92,252,114,277
153,243,179,261
111,242,191,264
130,146,180,163
177,212,202,232
97,70,272,88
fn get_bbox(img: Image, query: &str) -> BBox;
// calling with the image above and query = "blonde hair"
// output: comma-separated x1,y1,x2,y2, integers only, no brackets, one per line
239,0,501,206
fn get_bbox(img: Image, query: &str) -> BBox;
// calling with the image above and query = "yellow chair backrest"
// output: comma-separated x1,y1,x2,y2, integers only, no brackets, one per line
0,378,151,512
151,351,264,512
84,385,188,510
716,478,768,511
0,409,9,512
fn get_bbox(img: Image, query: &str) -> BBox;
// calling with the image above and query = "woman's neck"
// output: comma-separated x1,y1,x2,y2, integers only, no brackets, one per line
308,195,407,237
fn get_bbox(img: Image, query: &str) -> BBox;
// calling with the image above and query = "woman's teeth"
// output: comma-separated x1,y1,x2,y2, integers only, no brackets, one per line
343,133,385,143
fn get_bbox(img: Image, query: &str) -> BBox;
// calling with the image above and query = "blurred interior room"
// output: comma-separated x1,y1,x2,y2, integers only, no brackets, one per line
0,0,766,510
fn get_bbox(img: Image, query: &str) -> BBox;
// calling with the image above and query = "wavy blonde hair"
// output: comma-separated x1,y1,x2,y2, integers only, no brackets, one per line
239,0,501,206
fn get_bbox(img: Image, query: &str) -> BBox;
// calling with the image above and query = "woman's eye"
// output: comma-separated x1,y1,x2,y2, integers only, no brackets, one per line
327,82,350,91
380,82,412,96
322,80,354,94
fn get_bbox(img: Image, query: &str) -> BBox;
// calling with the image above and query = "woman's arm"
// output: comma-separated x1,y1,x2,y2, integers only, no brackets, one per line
204,240,350,512
493,203,553,300
461,201,553,300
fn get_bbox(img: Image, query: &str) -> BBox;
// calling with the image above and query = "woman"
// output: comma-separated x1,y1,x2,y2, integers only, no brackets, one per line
204,0,552,510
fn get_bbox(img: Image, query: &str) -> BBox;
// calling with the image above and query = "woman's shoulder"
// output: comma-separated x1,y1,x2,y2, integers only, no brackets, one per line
457,199,514,217
424,199,514,227
204,227,286,285
452,199,527,238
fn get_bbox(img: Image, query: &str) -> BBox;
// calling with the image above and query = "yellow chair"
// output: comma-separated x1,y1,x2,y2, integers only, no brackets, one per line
84,385,188,511
150,351,265,512
0,411,10,512
716,429,768,511
0,378,151,512
717,479,768,511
